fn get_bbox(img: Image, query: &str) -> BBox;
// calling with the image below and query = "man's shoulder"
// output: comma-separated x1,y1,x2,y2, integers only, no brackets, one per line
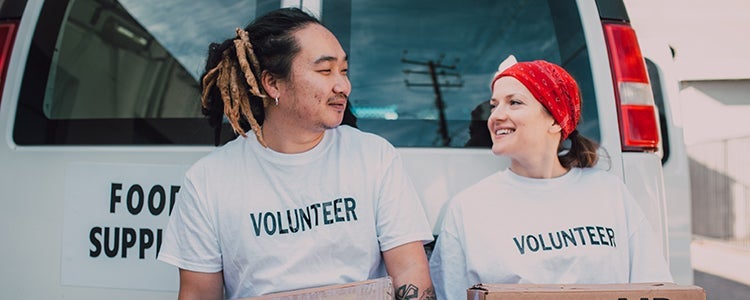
186,135,250,176
336,125,388,141
335,125,395,151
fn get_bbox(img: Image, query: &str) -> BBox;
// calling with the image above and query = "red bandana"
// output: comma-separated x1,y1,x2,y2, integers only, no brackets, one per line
491,60,581,140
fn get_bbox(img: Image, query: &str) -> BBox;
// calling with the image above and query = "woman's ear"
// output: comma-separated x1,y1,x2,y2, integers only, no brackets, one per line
549,122,563,134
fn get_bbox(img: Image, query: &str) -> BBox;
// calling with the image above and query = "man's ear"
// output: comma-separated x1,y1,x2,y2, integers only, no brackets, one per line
261,70,279,98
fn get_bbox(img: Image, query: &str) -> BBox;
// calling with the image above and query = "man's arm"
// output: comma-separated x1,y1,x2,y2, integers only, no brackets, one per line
178,269,224,300
382,241,436,300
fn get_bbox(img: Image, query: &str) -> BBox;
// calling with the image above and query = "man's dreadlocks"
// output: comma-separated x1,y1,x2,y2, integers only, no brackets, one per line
202,28,268,147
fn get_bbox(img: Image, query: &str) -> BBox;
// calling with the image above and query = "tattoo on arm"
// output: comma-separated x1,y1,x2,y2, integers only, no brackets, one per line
421,287,436,300
395,284,418,300
395,284,436,300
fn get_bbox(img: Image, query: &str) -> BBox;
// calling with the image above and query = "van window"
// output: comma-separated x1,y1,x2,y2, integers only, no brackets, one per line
13,0,598,146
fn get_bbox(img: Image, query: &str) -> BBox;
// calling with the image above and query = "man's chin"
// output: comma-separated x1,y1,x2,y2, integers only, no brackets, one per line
322,120,343,130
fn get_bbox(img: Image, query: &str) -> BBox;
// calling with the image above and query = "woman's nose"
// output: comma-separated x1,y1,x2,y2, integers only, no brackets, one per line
488,105,507,121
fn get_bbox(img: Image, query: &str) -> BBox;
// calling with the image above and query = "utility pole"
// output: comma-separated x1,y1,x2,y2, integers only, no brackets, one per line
402,53,463,146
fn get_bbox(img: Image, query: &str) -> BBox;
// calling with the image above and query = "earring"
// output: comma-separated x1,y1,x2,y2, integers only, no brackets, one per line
274,96,279,106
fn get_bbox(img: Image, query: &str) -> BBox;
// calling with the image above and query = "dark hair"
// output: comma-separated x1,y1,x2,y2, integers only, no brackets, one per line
465,101,492,147
200,8,321,145
241,8,321,81
558,130,599,168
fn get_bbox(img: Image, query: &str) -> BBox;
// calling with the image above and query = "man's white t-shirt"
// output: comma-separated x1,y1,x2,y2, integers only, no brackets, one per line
158,125,433,299
430,168,673,300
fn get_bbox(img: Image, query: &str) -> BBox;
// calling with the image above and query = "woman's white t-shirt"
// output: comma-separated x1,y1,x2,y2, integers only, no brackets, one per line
430,167,673,300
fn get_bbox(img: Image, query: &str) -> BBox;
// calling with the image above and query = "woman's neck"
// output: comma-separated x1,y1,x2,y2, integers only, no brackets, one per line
510,155,568,179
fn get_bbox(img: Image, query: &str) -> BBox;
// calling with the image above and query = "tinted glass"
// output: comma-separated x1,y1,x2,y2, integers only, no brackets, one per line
646,58,670,163
340,0,598,147
14,0,597,146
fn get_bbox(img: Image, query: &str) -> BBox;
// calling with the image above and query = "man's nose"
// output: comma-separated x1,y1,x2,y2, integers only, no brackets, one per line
333,74,350,95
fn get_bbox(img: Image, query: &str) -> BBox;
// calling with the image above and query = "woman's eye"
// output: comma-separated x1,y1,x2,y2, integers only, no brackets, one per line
510,99,522,105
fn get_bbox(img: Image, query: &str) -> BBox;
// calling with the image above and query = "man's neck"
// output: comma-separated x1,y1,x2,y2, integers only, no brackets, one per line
259,120,327,154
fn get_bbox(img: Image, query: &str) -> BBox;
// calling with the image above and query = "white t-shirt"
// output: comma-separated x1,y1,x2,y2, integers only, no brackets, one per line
429,168,673,300
158,125,433,299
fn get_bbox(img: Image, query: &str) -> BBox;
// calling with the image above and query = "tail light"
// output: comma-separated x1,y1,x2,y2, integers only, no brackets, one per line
603,21,660,152
0,20,19,106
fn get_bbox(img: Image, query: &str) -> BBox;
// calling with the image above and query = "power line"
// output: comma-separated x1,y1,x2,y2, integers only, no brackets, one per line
402,52,463,146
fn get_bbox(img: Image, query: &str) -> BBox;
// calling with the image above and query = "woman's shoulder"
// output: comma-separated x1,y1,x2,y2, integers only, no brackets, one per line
572,167,633,199
578,167,624,183
450,171,508,205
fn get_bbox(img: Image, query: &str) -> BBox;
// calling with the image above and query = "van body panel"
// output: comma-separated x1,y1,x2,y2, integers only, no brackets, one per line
622,152,670,256
2,121,215,296
640,37,695,284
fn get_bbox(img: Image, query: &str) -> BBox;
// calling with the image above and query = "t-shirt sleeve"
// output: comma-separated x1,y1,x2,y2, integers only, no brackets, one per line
157,169,223,273
621,184,674,283
375,151,434,251
430,205,473,300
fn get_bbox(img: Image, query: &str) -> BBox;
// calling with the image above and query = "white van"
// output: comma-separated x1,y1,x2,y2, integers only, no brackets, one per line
0,0,692,298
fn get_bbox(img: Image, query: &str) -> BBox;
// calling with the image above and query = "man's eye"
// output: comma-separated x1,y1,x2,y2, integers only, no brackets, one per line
318,69,332,74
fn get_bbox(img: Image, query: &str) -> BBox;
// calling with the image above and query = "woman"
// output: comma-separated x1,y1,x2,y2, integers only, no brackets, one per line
429,58,673,300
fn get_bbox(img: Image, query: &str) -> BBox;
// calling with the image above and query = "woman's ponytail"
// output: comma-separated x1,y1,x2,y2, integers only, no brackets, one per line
558,130,599,169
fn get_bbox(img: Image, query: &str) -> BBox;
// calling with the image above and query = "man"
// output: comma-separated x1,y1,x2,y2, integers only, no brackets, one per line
157,7,435,300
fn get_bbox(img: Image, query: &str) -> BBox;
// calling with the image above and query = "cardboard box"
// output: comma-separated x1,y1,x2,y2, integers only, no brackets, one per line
245,277,393,300
467,282,705,300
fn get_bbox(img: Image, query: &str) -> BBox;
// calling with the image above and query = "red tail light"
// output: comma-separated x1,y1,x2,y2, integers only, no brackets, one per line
0,20,19,106
603,21,660,152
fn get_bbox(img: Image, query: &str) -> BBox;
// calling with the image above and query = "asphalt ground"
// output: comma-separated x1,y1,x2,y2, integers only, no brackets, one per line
691,238,750,300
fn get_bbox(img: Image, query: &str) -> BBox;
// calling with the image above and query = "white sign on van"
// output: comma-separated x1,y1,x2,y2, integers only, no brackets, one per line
61,162,188,292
